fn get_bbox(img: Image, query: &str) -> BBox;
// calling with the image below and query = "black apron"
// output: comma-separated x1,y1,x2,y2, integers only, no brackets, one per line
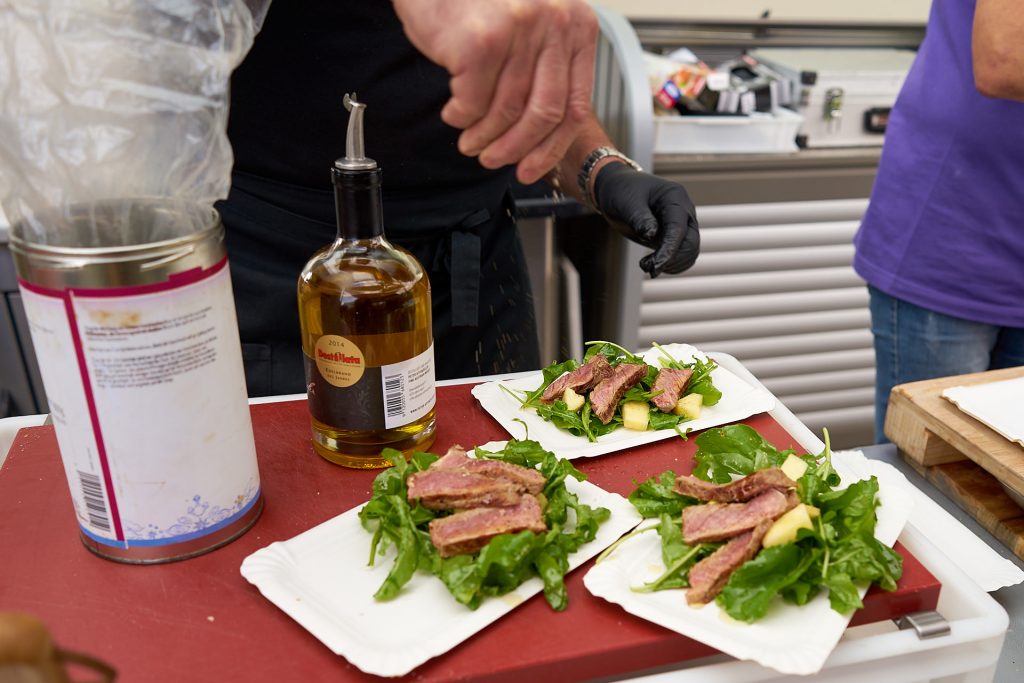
220,1,539,396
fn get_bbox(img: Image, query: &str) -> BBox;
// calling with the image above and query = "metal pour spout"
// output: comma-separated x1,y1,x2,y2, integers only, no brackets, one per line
335,93,377,171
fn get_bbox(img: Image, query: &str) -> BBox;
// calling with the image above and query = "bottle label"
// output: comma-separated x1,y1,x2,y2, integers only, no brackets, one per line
315,335,365,387
305,339,435,431
382,344,436,429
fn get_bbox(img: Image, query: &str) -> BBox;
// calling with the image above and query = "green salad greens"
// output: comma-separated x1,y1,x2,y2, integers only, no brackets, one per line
358,440,611,611
613,425,902,622
503,341,721,442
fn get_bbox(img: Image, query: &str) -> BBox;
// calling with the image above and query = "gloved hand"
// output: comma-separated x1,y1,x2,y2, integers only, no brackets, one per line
593,162,700,277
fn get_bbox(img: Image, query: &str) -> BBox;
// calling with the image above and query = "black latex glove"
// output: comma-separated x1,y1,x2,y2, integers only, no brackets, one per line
593,162,700,277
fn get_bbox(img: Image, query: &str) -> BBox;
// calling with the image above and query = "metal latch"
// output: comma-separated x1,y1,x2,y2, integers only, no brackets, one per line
894,610,951,639
824,87,844,133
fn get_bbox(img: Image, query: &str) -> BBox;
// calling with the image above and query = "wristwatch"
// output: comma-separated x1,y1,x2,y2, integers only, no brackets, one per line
578,146,642,207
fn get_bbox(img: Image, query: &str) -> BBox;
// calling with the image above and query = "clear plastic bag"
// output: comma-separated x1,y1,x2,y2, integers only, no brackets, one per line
0,0,270,244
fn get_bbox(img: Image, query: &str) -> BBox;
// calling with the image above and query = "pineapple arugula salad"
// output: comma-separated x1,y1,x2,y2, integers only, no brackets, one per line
604,425,903,623
503,341,722,442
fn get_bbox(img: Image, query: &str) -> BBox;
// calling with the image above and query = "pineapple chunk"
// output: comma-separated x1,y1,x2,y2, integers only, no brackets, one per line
562,387,585,412
672,393,703,420
806,505,820,519
780,453,809,481
622,401,650,431
762,503,814,548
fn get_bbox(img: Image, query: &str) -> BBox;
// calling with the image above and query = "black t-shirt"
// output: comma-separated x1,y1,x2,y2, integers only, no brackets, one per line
227,0,509,200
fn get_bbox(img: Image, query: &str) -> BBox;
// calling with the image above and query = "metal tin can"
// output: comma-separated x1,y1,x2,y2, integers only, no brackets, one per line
9,200,263,563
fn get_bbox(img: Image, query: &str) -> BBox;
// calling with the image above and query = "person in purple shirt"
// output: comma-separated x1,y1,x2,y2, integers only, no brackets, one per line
853,0,1024,442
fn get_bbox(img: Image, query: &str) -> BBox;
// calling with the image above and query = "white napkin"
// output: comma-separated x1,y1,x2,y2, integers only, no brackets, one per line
837,449,1024,592
942,376,1024,447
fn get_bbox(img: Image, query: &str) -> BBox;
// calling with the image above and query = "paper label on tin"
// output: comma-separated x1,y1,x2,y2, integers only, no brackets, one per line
381,344,435,429
18,261,260,551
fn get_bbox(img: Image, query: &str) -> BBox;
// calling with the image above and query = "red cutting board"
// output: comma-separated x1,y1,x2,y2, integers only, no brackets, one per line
0,384,939,683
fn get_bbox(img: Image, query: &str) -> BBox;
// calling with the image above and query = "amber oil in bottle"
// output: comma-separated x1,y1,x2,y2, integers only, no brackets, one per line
297,95,436,468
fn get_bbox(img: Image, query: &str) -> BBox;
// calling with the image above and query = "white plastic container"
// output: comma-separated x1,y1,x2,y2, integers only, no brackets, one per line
652,108,803,154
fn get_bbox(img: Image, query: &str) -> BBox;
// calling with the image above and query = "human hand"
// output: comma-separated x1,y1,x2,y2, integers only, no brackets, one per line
391,0,598,184
594,162,700,277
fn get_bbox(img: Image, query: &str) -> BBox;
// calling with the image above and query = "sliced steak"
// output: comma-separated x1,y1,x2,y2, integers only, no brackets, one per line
682,489,796,544
430,444,545,494
650,367,694,412
407,469,523,510
686,520,770,605
540,354,614,403
590,362,649,424
674,468,797,503
431,444,472,469
429,495,548,557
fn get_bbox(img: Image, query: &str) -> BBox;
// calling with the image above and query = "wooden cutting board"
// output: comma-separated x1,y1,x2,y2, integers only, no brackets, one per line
885,365,1024,560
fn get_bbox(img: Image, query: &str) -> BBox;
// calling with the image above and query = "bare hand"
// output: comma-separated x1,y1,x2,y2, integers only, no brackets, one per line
392,0,598,184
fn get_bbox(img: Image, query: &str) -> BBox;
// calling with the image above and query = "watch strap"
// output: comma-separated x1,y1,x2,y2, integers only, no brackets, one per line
577,146,642,207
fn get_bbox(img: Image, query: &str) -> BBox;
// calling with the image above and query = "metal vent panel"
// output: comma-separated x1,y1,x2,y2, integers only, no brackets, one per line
637,199,875,448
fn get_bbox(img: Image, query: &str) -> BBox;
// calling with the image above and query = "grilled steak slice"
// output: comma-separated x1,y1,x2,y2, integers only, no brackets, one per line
682,489,796,544
686,520,770,605
429,495,548,557
540,354,614,403
590,362,649,424
432,444,472,469
407,469,523,510
674,468,797,503
650,367,694,412
432,444,545,494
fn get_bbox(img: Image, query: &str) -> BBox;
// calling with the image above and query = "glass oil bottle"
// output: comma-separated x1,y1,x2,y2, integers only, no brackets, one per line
297,94,436,468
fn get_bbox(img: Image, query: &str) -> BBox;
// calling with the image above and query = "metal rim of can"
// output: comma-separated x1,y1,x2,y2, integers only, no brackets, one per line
9,200,225,289
9,204,219,263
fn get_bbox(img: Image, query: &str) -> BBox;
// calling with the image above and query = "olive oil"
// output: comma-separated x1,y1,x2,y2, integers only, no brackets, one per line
297,95,436,468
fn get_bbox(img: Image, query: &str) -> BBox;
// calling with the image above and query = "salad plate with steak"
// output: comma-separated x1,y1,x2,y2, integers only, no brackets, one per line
583,424,915,676
471,342,777,459
240,439,642,678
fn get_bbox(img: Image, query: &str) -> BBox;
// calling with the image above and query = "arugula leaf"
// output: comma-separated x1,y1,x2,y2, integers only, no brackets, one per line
691,425,797,483
535,399,588,437
648,410,688,431
685,357,722,406
632,514,714,592
818,477,880,536
716,544,820,622
828,532,903,592
627,470,695,518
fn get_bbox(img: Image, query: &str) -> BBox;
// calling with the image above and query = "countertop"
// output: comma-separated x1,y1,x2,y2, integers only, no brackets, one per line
1,374,1020,681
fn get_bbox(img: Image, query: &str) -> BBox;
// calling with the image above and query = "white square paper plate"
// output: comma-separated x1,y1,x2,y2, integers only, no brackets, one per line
583,450,915,676
942,376,1024,447
239,442,643,678
471,343,777,460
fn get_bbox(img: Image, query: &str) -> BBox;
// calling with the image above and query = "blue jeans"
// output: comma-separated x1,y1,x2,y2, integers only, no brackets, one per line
868,285,1024,443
